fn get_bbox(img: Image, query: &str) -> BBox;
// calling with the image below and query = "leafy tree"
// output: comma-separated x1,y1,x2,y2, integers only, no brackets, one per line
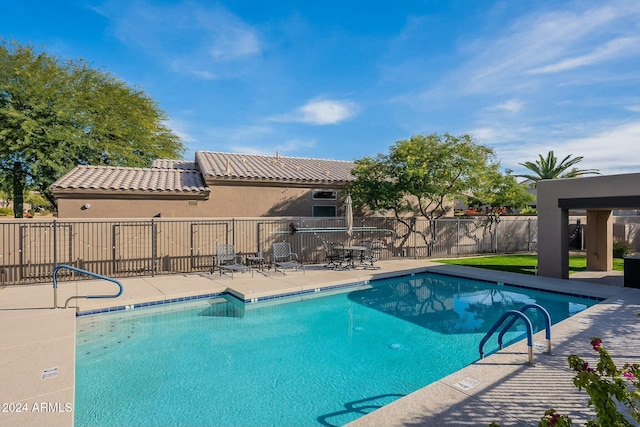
25,191,49,212
0,173,12,207
0,39,184,216
517,151,600,184
466,170,535,252
350,133,517,253
469,170,535,219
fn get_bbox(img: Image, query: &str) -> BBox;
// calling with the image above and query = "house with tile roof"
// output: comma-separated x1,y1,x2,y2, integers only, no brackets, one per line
51,151,356,218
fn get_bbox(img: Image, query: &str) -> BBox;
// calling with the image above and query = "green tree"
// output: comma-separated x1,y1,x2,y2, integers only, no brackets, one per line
0,172,12,207
467,170,535,252
0,39,184,216
469,170,535,218
350,133,511,253
517,151,600,184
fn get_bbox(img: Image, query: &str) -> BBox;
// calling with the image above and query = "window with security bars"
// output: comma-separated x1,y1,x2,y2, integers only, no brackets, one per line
312,190,337,200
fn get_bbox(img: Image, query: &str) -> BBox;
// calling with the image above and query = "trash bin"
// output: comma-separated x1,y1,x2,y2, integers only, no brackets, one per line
623,255,640,288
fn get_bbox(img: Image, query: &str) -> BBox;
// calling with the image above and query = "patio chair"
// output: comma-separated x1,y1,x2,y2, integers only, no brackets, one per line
272,242,304,275
360,240,383,270
214,244,252,279
322,241,346,269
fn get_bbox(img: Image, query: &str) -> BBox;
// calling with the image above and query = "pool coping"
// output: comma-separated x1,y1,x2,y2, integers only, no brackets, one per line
1,259,636,427
77,265,608,316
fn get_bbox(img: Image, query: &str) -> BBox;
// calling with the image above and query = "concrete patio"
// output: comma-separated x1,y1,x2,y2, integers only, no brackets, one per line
1,260,637,427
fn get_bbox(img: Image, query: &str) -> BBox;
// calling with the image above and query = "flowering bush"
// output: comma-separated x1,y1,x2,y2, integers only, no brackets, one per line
491,313,640,427
538,409,573,426
565,337,640,426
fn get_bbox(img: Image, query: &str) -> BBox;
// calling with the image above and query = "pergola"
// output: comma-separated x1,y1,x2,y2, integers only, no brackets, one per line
537,172,640,279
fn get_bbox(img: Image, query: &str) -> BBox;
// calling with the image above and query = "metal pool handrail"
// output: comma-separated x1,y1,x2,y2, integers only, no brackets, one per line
497,303,552,355
53,265,123,310
478,310,535,365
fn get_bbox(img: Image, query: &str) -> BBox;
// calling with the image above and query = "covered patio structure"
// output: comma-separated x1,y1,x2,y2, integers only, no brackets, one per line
537,172,640,279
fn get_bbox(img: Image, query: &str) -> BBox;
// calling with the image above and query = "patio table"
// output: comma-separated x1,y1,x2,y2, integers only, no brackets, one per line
246,253,266,271
340,245,367,268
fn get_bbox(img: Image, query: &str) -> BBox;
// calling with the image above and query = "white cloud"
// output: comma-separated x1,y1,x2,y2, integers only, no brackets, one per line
468,127,498,141
392,0,640,119
298,100,358,124
494,99,523,113
202,125,273,142
270,99,359,125
467,123,534,147
399,0,640,178
208,26,260,60
96,1,262,78
556,121,640,173
496,121,640,176
527,36,640,74
169,59,218,80
276,138,317,152
165,118,197,143
227,139,317,156
439,1,640,97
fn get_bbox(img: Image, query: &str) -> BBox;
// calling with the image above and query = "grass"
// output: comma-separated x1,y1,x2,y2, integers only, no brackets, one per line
434,254,624,275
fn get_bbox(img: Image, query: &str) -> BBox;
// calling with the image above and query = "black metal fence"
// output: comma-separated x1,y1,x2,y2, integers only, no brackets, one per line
0,216,538,285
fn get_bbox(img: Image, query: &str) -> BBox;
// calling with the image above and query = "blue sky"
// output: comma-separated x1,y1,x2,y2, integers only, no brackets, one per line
4,0,640,175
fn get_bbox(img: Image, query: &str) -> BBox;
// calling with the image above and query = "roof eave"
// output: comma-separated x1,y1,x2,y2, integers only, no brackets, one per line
203,177,353,188
51,188,210,200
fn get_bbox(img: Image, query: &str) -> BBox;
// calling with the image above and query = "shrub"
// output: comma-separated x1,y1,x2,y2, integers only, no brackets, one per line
613,239,634,258
0,207,13,216
565,337,640,426
519,206,537,215
492,314,640,427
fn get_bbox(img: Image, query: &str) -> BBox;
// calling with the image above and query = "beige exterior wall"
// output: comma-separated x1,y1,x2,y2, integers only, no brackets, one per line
585,210,612,271
538,173,640,279
57,197,208,218
56,184,346,219
613,217,640,251
206,185,343,217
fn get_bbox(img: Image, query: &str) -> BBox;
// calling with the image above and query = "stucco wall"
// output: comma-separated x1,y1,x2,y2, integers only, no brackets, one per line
56,184,344,218
613,217,640,251
538,172,640,279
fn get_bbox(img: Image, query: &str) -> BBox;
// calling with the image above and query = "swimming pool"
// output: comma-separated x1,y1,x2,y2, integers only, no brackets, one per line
75,272,598,427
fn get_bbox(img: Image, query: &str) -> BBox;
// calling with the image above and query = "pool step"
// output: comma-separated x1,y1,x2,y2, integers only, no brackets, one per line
199,297,245,318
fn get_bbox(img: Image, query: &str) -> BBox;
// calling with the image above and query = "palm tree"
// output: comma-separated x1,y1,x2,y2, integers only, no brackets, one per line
517,151,600,184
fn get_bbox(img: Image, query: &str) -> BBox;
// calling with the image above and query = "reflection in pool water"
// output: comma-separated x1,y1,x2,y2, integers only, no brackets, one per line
348,274,588,336
75,272,596,427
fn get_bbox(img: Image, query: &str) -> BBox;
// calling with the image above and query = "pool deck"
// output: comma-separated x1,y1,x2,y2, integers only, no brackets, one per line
1,259,638,427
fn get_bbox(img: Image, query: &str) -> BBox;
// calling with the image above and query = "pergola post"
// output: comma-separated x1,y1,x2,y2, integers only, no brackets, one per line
585,209,613,271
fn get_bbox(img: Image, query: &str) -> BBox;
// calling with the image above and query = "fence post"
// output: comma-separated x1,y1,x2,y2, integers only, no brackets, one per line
456,218,460,257
256,222,262,255
151,219,157,277
53,219,57,268
413,221,417,259
231,218,235,246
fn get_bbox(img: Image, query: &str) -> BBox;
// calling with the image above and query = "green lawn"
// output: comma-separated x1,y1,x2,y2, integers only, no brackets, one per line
434,254,624,275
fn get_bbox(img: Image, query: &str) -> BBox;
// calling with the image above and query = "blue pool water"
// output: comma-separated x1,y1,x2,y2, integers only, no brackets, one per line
75,272,598,427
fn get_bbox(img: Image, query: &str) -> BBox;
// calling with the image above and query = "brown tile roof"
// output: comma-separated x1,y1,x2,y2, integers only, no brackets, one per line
195,151,356,184
151,159,198,170
51,165,209,194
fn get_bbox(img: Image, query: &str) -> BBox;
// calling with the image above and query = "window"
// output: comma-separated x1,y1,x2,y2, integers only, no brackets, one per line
312,190,337,200
313,205,337,217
